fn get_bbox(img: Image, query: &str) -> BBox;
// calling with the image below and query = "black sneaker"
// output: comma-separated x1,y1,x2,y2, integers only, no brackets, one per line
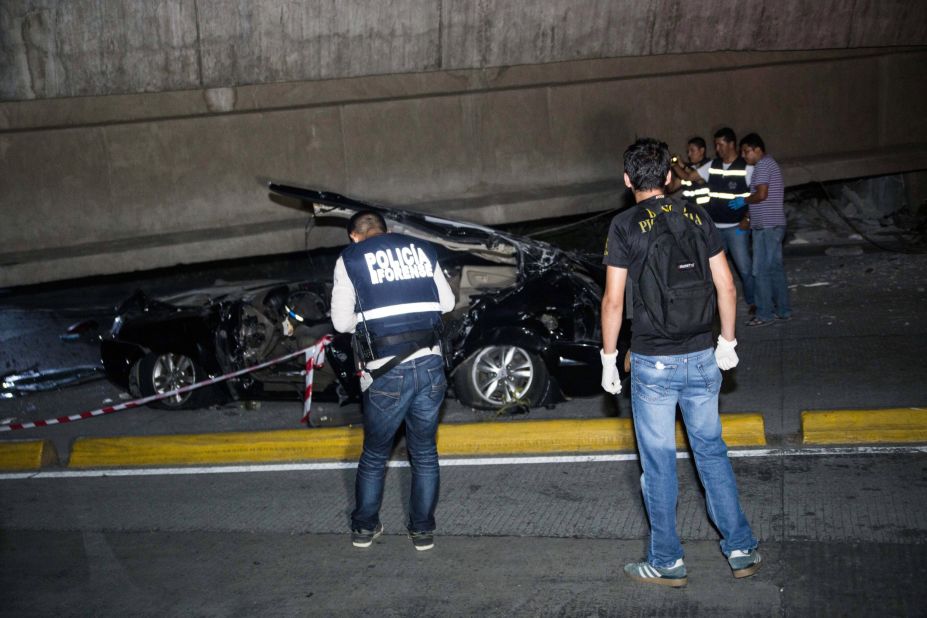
351,522,383,548
409,530,434,551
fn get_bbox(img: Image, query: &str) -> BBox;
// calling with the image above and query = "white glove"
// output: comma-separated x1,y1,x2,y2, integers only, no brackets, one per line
359,370,373,392
600,349,622,394
715,335,739,370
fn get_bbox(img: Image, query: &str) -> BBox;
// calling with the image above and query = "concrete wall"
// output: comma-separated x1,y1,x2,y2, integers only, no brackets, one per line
3,0,927,101
2,46,926,287
1,0,926,286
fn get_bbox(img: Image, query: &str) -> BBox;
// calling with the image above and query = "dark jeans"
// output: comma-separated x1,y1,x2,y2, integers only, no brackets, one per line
752,226,792,321
351,354,447,533
719,226,755,307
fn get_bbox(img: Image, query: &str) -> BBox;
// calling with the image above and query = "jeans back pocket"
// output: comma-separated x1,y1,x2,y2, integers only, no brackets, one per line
427,365,447,401
368,374,403,413
631,356,677,403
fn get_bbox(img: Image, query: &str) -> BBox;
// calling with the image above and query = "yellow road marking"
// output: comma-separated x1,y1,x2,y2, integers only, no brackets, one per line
0,440,58,471
802,407,927,444
68,414,765,468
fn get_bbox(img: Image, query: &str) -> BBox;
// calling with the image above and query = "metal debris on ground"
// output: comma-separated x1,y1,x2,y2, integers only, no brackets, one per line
1,365,105,399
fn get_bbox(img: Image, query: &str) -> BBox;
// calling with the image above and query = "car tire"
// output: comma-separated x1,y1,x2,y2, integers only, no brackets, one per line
132,352,216,410
454,345,549,411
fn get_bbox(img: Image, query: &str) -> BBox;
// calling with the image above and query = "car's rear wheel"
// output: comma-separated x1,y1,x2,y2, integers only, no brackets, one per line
131,352,215,410
454,345,548,410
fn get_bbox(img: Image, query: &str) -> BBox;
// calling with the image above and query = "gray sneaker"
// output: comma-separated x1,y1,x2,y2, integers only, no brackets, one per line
728,549,762,578
351,522,383,548
624,559,687,587
409,530,434,551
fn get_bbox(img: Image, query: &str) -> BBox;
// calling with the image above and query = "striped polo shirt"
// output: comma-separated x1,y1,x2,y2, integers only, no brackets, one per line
749,155,786,228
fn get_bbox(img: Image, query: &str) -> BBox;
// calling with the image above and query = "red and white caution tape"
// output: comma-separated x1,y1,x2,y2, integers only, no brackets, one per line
0,336,333,433
301,335,331,424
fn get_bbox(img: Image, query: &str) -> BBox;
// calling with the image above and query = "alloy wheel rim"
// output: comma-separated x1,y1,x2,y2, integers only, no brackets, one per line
470,346,534,406
151,353,196,404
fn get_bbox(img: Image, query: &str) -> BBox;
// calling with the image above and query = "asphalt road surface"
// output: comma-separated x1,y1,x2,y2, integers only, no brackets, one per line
2,448,926,616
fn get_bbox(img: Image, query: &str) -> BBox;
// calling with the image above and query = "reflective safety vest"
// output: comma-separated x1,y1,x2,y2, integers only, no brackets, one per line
680,179,710,206
341,232,442,358
705,157,751,224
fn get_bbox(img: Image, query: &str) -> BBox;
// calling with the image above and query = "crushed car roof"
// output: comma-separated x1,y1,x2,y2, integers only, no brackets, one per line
267,183,580,276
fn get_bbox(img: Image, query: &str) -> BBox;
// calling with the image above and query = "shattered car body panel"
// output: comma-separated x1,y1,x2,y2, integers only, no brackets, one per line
100,279,339,408
100,185,627,413
269,185,627,407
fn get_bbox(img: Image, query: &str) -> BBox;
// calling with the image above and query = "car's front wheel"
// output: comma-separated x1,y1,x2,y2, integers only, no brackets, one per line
454,345,549,410
130,352,216,410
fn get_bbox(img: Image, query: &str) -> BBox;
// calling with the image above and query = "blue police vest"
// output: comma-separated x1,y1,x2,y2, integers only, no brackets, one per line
341,232,442,358
705,157,751,224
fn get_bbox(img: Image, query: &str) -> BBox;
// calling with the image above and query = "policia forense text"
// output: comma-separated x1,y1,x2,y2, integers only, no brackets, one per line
330,210,455,552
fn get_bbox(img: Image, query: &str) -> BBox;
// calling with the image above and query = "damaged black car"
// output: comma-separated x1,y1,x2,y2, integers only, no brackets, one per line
100,186,629,414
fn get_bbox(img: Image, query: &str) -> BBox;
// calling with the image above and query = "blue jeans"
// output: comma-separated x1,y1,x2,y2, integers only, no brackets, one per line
352,354,446,534
630,349,757,567
718,226,755,306
752,226,792,321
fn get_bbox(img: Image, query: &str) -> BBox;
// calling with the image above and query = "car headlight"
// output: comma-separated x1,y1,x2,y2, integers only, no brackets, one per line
539,313,559,332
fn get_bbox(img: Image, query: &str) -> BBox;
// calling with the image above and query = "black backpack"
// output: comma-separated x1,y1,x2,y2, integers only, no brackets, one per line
636,206,717,338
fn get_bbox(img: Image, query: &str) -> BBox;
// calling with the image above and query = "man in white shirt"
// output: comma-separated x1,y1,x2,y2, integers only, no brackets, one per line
332,210,455,552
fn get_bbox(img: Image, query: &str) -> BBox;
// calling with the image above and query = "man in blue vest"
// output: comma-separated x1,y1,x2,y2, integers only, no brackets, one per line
331,210,456,551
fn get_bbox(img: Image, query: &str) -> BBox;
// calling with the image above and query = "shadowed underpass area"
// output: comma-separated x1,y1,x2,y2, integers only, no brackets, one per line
2,3,927,614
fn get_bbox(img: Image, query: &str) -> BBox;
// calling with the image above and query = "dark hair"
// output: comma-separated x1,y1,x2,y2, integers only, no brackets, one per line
348,210,387,236
687,136,707,150
714,127,737,144
623,138,671,191
739,132,766,152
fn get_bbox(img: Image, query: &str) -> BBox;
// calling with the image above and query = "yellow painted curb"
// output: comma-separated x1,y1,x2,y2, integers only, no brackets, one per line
69,427,364,468
437,414,766,455
802,407,927,444
68,413,765,468
0,440,59,471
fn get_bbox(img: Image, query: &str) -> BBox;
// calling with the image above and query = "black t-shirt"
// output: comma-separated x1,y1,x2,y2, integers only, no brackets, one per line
603,195,724,355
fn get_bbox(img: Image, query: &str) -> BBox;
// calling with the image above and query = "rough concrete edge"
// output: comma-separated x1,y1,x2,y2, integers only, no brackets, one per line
65,414,766,469
801,407,927,445
0,439,59,471
4,48,920,131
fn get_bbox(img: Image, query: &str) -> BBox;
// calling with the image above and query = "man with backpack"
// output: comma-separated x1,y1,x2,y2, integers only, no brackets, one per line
600,138,761,587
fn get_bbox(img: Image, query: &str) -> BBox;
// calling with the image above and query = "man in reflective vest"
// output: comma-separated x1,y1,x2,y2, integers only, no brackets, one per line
692,127,756,315
331,209,456,551
669,136,711,206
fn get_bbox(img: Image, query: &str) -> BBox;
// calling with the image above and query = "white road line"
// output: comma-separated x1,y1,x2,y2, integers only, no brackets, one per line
2,444,926,481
